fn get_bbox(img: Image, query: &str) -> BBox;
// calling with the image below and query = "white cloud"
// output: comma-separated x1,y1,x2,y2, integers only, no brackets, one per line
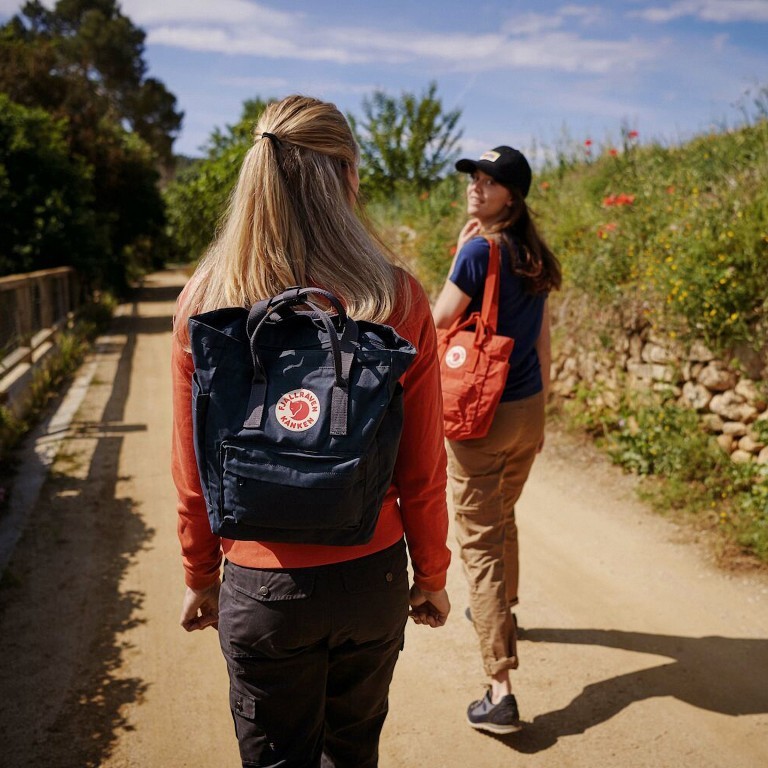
121,0,293,27
638,0,768,24
143,9,655,77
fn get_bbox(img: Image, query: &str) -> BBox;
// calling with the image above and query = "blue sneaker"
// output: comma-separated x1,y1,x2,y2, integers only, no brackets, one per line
467,691,522,734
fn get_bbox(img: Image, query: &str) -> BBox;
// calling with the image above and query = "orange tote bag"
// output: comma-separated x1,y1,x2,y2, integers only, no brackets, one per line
436,238,514,441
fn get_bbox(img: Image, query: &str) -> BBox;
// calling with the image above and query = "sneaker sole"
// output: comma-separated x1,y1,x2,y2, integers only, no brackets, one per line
467,717,523,735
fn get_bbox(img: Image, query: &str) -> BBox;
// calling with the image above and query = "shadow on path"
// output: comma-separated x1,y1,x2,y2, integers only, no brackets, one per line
491,627,768,754
0,287,164,768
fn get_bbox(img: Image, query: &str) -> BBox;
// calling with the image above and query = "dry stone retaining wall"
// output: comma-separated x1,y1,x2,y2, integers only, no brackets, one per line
550,306,768,465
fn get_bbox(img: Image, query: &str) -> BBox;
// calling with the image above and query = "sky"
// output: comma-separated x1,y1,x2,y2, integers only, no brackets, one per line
2,0,768,164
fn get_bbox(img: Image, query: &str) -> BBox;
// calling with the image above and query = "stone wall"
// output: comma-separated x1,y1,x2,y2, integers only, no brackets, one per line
549,301,768,465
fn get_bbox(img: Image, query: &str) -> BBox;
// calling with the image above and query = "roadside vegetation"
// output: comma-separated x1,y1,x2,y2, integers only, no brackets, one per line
0,295,115,508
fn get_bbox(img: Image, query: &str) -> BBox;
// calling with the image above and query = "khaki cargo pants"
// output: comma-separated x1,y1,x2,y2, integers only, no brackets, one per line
446,391,544,677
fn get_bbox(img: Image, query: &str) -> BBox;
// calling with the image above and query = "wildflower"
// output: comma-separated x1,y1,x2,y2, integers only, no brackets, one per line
602,193,635,207
628,130,639,139
419,191,429,201
540,181,550,191
597,222,617,238
608,148,618,157
449,246,457,255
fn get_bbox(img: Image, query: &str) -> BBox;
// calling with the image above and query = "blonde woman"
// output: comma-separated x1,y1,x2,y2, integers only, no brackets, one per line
172,95,451,767
433,146,561,734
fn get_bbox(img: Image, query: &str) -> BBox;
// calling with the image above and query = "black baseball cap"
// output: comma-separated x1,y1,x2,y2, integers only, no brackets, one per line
455,146,532,198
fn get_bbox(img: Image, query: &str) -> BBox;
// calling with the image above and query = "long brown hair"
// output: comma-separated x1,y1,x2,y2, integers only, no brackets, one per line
482,188,561,294
174,95,407,342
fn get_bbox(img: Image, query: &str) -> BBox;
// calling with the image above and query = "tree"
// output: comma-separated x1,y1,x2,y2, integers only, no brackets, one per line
0,94,103,279
0,0,183,169
164,99,271,261
0,0,181,291
350,82,462,201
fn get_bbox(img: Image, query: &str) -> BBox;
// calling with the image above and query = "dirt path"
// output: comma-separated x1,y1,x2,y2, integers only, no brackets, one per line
1,270,767,768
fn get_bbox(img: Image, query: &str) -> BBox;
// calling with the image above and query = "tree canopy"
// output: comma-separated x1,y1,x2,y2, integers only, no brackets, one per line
0,0,182,168
164,99,271,261
0,94,102,278
350,81,462,201
0,0,183,291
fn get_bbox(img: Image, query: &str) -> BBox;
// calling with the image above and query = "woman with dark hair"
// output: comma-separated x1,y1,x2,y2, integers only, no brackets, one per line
172,95,451,767
432,145,561,734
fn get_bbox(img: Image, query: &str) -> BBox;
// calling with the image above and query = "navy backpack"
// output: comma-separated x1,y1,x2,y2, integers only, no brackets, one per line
188,287,416,545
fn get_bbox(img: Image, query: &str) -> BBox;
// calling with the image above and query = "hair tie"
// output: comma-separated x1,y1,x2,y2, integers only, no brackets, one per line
260,131,281,148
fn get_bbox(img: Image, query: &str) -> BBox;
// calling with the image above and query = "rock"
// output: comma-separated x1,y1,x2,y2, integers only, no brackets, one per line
642,342,675,364
709,392,757,422
688,340,715,362
577,352,598,381
701,413,724,432
681,381,712,411
757,447,768,465
730,449,753,464
722,421,748,437
697,363,737,392
552,376,578,396
735,379,767,410
562,357,578,375
739,435,766,453
716,434,734,453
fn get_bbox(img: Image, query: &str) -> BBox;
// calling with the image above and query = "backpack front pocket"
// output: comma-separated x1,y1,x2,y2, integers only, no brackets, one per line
218,441,368,542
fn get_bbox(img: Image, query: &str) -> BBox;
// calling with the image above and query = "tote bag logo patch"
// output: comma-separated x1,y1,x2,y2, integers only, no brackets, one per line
445,345,467,369
276,389,320,431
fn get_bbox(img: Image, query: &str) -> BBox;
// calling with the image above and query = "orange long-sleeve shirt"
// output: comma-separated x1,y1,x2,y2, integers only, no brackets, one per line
171,272,451,592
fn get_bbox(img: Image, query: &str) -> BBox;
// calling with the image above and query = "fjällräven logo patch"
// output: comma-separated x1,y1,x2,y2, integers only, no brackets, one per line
275,389,321,431
445,345,467,369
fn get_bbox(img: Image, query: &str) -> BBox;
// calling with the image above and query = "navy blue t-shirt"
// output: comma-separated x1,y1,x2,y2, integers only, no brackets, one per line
449,236,545,401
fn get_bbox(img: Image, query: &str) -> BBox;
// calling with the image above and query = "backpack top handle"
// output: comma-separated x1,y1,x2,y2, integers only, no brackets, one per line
243,286,358,435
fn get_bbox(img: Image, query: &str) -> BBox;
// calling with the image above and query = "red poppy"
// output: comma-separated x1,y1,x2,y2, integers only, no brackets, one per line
597,222,618,238
584,138,593,147
628,130,639,139
608,148,618,157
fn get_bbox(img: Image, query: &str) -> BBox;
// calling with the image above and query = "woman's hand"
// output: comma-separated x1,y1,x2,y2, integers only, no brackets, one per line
456,218,481,254
408,585,451,628
180,581,221,632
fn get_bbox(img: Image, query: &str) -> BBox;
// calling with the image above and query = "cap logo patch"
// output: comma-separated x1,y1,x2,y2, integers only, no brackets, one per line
445,345,467,369
275,388,320,431
480,150,501,162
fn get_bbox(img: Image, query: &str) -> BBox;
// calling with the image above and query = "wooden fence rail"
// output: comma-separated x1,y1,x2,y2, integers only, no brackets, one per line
0,267,80,417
